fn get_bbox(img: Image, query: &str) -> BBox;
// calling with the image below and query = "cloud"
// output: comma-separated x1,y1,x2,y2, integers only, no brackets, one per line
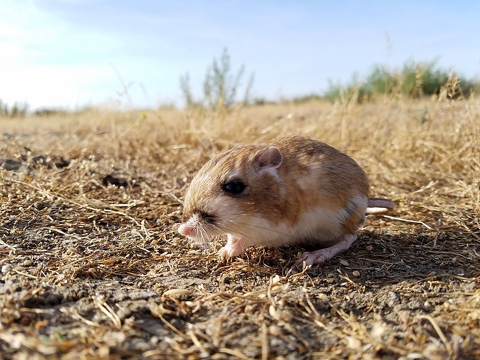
0,0,122,108
1,63,113,108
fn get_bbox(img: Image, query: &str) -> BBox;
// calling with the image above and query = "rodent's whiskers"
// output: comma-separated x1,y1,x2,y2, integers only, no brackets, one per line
221,219,290,237
198,226,208,245
193,211,290,241
213,223,251,240
193,223,211,246
195,220,231,245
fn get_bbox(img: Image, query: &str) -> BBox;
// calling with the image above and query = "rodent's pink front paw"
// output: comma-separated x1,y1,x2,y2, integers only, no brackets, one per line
218,235,247,259
218,246,234,259
218,243,243,259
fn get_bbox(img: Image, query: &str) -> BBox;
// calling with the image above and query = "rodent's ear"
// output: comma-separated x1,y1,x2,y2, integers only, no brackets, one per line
254,146,283,172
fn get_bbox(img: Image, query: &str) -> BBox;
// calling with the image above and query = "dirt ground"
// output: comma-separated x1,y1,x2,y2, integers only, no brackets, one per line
0,99,479,359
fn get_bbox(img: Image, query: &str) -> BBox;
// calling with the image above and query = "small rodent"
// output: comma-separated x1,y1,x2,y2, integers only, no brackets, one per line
178,136,395,266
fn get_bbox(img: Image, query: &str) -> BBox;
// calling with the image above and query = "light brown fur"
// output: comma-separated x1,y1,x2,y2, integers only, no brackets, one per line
268,136,369,233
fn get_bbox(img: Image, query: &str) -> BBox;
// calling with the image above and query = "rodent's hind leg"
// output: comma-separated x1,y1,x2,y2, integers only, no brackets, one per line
218,234,249,259
296,233,358,267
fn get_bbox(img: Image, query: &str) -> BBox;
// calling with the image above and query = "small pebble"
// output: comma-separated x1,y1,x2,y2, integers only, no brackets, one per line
352,270,360,277
2,159,22,171
1,264,12,274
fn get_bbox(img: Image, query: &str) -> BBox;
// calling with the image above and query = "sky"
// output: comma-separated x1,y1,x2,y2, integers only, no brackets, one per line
1,0,479,110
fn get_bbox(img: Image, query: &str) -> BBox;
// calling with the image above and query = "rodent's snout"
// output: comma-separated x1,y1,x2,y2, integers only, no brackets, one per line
178,223,192,237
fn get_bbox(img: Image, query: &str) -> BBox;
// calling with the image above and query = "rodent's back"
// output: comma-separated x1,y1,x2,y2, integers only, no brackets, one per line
268,136,369,221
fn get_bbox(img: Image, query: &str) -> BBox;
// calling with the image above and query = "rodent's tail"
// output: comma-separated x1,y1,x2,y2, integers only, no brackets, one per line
366,198,396,214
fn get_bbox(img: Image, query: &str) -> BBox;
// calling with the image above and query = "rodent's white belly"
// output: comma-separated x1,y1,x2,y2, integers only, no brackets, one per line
239,205,354,247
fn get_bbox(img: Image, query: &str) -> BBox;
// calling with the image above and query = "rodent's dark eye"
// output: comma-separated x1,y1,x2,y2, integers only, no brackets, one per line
222,180,246,196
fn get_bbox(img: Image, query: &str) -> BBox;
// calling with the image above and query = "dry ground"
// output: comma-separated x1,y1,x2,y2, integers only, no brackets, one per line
0,98,479,359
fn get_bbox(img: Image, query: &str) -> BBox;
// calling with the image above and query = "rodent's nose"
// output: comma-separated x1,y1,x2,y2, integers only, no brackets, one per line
178,223,193,237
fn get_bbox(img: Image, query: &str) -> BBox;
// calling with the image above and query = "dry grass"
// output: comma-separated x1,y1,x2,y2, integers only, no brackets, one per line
0,97,479,359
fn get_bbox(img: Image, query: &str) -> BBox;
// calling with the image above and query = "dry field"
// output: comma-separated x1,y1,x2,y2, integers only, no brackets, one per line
0,98,479,359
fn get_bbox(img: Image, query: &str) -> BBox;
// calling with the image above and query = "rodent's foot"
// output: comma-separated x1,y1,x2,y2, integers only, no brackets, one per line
218,235,247,259
218,244,244,259
296,250,328,267
295,233,358,267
